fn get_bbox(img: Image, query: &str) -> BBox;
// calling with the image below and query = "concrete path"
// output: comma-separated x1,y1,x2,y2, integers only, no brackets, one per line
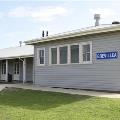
0,84,6,91
0,84,120,98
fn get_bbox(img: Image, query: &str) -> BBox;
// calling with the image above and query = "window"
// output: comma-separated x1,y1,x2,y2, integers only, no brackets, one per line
1,61,6,74
82,43,92,62
51,47,57,64
70,45,79,63
14,61,19,74
59,46,68,64
49,41,92,65
37,48,45,66
39,50,44,64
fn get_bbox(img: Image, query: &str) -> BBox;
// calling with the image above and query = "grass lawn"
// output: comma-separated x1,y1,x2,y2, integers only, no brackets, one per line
0,88,120,120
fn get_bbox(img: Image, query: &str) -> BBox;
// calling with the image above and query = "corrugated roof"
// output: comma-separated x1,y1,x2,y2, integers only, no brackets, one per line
0,45,34,60
25,24,120,45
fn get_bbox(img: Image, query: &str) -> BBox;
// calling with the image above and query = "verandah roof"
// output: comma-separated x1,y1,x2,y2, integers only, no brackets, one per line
0,45,34,60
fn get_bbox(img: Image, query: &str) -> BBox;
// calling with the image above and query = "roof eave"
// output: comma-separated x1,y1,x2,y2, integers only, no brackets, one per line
0,54,34,60
25,25,120,45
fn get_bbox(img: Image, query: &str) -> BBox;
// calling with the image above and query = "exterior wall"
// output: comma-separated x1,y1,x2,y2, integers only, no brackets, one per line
34,32,120,91
26,57,33,82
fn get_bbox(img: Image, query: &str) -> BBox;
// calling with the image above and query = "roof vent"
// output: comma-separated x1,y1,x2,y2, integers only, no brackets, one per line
46,31,48,36
94,14,100,26
112,21,120,24
42,30,44,37
42,30,48,37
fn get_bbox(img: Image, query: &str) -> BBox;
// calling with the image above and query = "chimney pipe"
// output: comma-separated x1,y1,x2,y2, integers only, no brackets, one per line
19,41,22,47
46,31,48,36
94,14,100,26
42,30,44,37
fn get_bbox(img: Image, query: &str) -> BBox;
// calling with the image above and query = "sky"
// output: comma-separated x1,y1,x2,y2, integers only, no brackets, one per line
0,0,120,48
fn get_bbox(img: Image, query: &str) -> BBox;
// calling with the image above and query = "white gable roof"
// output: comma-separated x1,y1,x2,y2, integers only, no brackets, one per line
25,24,120,45
0,45,34,60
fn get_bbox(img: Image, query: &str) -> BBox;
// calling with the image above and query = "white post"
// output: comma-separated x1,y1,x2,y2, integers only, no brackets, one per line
32,58,35,84
23,58,26,84
6,60,8,82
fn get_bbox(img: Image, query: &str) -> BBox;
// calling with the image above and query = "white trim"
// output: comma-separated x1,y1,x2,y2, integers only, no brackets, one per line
69,43,80,64
68,45,70,64
49,41,92,66
49,46,57,65
0,55,33,60
6,60,8,82
23,58,26,84
37,48,45,66
57,47,59,64
49,47,51,65
79,44,82,64
58,44,69,65
49,44,69,65
81,41,92,64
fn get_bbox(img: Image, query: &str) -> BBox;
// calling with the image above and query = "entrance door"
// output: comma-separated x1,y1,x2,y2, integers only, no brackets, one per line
13,61,19,81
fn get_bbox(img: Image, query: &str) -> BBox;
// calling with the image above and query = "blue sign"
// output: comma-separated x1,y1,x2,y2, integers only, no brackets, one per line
96,51,118,60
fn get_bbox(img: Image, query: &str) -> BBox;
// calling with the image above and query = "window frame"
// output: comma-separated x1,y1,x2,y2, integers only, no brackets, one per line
49,46,58,65
81,41,92,64
59,45,69,65
49,44,69,65
49,41,92,66
37,48,45,66
69,43,80,64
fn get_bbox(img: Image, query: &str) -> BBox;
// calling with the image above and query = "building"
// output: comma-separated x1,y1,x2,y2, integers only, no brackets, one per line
25,24,120,91
0,45,34,83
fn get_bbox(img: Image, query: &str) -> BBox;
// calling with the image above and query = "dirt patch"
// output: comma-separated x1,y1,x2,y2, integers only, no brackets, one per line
2,87,21,92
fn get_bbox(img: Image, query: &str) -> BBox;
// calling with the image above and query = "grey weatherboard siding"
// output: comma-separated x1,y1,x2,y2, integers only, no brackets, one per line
26,57,33,82
34,32,120,91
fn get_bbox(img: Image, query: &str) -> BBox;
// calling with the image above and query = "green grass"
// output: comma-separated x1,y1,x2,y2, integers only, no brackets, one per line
0,88,120,120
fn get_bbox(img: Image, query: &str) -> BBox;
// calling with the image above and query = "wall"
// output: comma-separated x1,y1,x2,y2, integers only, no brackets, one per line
33,31,120,91
26,57,33,82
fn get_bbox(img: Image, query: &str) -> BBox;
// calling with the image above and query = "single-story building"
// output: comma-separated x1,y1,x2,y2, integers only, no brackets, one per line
25,24,120,91
0,45,34,83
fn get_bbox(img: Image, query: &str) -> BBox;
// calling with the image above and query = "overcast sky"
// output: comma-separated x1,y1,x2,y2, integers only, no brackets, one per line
0,0,120,48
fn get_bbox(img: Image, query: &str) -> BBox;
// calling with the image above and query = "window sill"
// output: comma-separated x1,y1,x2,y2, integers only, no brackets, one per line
36,64,45,66
49,61,93,66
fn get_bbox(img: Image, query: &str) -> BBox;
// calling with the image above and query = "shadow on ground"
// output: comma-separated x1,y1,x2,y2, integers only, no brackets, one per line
0,87,92,111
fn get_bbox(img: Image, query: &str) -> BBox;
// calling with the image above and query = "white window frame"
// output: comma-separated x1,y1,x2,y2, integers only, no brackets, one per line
49,41,92,65
49,44,69,65
59,44,69,65
81,41,92,64
69,43,80,64
49,46,58,65
37,48,45,66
